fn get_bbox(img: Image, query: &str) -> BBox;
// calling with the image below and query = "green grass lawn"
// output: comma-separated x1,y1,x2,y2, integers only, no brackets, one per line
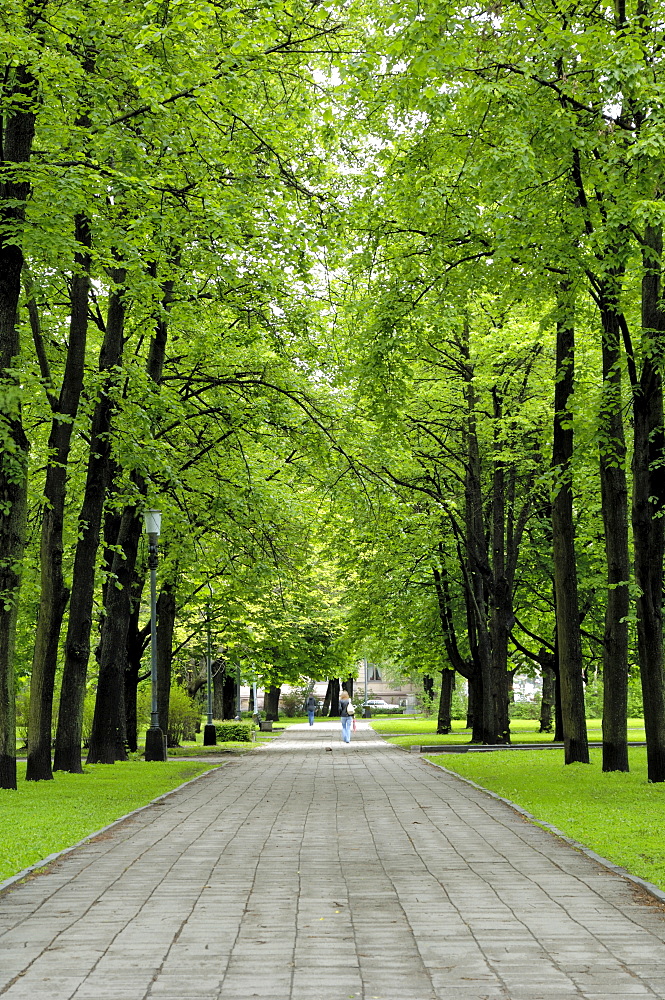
373,717,647,747
428,747,665,891
0,760,214,883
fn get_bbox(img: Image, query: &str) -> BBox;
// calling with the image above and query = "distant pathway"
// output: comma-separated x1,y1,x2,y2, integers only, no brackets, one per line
1,723,664,999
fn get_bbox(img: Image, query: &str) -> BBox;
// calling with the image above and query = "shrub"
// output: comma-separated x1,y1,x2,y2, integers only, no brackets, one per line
628,674,644,717
82,692,96,744
509,700,540,720
167,686,199,745
450,686,468,720
280,685,310,717
16,690,29,747
214,722,253,742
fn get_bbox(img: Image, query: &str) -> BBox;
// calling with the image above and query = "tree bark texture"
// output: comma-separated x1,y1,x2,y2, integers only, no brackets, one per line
123,575,148,753
264,685,281,721
598,281,630,772
463,367,496,744
321,680,332,717
437,670,454,734
327,678,340,717
157,584,176,744
53,273,127,772
489,392,511,744
212,659,225,719
26,214,91,781
431,555,480,737
633,225,665,782
0,59,39,789
551,285,589,764
222,671,236,719
540,664,555,733
86,508,141,764
93,272,176,755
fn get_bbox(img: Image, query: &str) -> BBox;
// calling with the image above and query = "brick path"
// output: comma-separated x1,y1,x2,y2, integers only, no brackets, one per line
1,722,664,999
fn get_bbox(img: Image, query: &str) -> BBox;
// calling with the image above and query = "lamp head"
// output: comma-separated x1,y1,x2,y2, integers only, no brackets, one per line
143,509,161,542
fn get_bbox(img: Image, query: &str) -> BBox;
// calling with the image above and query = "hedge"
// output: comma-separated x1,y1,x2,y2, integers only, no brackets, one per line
214,722,254,742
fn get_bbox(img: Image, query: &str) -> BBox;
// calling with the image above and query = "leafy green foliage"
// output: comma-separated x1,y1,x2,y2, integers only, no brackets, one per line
213,722,253,743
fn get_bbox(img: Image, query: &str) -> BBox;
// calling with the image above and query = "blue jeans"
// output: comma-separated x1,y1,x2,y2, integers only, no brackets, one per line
307,710,315,726
341,716,352,742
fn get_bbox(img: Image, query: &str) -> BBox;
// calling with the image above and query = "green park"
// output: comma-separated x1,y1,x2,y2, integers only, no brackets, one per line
2,1,665,997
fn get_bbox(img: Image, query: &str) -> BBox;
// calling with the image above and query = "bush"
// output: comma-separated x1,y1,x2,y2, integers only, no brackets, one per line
214,722,253,742
16,689,29,747
450,686,468,720
627,674,644,717
280,686,310,717
584,678,603,718
167,686,199,745
509,700,540,720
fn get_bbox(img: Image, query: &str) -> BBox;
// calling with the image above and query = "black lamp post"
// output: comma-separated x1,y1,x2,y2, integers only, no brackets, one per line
144,509,167,761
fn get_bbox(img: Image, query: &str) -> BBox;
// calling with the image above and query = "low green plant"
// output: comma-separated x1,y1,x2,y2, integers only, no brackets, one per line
167,687,199,745
429,747,665,890
509,700,541,720
280,686,310,717
0,760,212,883
214,721,253,742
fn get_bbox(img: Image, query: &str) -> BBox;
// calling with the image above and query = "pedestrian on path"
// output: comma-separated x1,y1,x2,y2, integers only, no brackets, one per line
340,689,354,742
305,693,317,726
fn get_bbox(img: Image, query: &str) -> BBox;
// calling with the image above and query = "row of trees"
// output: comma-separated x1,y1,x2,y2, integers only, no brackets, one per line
0,0,352,789
322,0,665,780
4,0,665,788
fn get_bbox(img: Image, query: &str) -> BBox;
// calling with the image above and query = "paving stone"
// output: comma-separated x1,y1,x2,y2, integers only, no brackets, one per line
1,723,665,999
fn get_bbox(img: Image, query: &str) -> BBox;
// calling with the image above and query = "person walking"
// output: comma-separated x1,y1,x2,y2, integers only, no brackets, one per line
340,689,354,743
305,693,317,726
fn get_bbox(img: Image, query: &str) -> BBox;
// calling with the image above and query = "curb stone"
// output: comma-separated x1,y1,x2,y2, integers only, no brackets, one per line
0,762,223,896
422,754,665,907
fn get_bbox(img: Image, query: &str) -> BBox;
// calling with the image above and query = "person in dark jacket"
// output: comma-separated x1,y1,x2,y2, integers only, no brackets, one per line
305,694,317,726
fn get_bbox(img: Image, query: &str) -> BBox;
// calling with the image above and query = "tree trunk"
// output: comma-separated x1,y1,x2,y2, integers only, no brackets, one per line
540,664,555,733
53,272,127,772
344,677,354,698
551,283,589,764
321,680,333,717
86,508,141,764
597,283,630,772
633,224,665,782
124,573,148,753
212,659,225,719
436,670,454,734
222,670,236,719
264,685,281,721
156,583,176,743
461,341,497,745
423,674,434,710
490,392,511,744
0,61,39,790
328,678,340,717
26,215,91,782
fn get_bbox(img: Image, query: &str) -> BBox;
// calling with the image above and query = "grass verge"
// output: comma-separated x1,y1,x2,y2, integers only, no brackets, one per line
428,747,665,891
375,718,646,746
0,759,214,884
168,741,258,756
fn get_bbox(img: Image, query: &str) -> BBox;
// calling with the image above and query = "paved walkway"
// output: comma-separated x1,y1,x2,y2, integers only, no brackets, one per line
1,724,665,1000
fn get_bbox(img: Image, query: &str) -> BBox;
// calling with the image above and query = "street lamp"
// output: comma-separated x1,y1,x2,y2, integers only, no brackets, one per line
144,509,167,761
203,584,216,746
